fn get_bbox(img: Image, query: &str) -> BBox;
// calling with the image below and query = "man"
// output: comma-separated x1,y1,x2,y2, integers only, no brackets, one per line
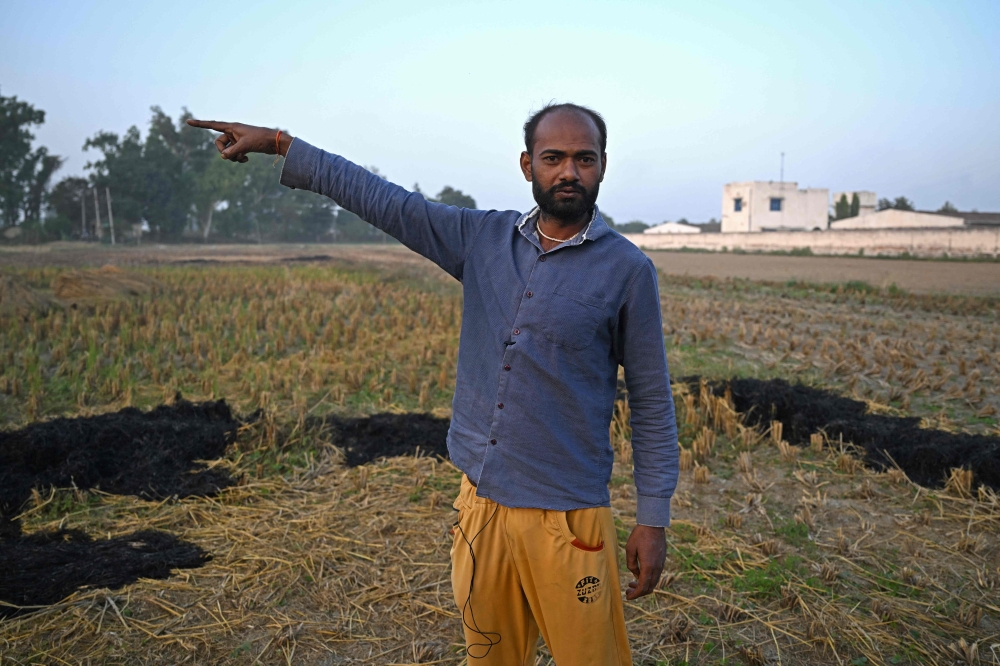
188,103,678,665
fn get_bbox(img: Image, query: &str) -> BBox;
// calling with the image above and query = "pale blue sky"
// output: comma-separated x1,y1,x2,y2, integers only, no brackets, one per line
2,0,998,222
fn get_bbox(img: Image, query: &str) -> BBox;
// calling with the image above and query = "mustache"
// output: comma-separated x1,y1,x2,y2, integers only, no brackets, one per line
548,182,586,196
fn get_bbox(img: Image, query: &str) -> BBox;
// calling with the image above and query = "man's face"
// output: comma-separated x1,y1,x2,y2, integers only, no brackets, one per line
520,109,607,224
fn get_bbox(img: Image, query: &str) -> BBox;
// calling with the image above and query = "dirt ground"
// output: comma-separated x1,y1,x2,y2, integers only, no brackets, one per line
644,251,1000,296
0,242,435,272
3,242,1000,295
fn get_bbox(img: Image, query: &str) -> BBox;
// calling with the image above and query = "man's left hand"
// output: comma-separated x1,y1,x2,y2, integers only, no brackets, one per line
625,525,666,600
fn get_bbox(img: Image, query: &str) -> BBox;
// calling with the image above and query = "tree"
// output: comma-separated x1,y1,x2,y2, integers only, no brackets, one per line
938,201,958,213
433,186,476,209
618,220,649,234
0,88,63,228
850,192,860,218
834,194,851,220
877,196,914,212
85,107,216,239
892,196,914,211
48,176,90,237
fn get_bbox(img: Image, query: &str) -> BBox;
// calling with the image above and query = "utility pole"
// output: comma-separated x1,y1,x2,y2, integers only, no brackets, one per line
780,152,785,184
80,192,87,238
106,187,115,245
93,188,103,240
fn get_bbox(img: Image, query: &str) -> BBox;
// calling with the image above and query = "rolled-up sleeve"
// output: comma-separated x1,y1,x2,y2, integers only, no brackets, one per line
617,259,679,527
279,138,491,280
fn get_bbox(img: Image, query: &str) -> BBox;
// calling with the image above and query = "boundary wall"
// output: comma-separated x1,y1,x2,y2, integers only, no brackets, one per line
624,227,1000,258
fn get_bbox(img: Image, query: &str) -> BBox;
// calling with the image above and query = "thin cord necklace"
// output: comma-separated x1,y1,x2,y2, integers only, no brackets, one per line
536,221,582,243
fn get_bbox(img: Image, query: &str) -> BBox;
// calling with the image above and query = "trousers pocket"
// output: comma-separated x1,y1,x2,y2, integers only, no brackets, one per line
556,508,605,552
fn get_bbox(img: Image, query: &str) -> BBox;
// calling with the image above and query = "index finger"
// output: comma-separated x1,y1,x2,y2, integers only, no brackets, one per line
187,119,230,131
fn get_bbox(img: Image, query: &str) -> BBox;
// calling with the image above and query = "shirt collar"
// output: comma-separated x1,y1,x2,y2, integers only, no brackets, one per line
516,204,611,248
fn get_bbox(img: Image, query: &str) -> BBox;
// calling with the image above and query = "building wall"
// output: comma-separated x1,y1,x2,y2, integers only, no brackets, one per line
721,181,829,233
623,227,1000,258
832,190,877,216
829,209,965,230
644,222,701,234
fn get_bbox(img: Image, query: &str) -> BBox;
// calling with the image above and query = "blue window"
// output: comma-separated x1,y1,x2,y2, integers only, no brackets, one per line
769,197,782,211
733,197,743,212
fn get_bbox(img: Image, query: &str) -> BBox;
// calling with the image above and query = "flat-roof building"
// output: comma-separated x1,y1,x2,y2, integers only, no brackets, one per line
721,181,829,233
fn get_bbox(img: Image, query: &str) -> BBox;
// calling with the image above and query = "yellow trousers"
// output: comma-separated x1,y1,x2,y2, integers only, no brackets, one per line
450,475,631,665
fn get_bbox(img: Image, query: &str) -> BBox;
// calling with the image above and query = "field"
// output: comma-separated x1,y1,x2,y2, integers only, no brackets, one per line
1,245,999,665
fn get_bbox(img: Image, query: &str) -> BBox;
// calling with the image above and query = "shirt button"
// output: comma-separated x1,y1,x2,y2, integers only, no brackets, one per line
526,291,533,298
497,403,504,409
490,439,497,445
539,255,547,262
504,364,511,371
513,328,520,335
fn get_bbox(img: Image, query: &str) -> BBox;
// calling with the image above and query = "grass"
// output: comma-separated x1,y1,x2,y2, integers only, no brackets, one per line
1,254,999,665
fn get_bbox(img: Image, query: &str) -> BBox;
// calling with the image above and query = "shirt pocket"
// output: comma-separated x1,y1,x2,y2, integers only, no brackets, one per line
540,287,606,351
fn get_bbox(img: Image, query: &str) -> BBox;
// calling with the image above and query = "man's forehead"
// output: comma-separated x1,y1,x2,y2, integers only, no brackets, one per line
534,109,601,150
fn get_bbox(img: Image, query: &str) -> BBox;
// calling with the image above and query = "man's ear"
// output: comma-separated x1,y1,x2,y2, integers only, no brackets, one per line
520,151,533,182
600,152,608,183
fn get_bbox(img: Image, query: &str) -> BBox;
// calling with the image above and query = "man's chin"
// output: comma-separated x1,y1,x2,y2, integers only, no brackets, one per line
537,202,591,222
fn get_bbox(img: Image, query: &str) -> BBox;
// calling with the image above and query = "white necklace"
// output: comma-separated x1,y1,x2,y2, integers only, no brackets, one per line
536,222,581,243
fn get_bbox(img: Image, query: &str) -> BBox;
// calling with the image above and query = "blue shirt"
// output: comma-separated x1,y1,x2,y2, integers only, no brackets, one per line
280,139,679,526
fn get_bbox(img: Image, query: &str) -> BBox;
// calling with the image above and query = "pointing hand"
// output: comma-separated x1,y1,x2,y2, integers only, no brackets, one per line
186,119,293,163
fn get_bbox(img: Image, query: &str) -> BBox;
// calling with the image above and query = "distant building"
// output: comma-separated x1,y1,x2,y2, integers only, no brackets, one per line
831,191,877,216
721,182,829,233
643,220,702,234
831,209,1000,230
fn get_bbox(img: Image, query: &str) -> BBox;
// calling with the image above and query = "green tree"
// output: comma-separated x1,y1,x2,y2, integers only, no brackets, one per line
618,220,649,233
892,196,914,211
834,194,851,220
433,186,476,209
85,107,216,239
877,196,915,212
0,88,63,228
938,201,958,213
48,176,89,237
849,192,860,217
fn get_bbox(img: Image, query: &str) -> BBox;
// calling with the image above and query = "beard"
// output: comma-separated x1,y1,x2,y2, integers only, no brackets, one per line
532,179,600,224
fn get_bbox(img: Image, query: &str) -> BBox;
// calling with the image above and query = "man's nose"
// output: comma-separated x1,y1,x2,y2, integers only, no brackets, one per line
557,161,581,182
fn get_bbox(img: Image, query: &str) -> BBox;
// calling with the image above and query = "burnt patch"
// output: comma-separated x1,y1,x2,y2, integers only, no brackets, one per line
0,398,244,537
0,529,208,618
307,413,450,467
691,377,1000,491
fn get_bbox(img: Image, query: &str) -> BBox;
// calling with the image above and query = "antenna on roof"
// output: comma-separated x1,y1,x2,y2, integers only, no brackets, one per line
780,152,785,184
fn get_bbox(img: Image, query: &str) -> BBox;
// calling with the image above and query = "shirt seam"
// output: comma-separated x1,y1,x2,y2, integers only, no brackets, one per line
611,259,650,335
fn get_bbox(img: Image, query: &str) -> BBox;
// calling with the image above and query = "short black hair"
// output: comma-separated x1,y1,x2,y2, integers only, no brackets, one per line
523,103,607,156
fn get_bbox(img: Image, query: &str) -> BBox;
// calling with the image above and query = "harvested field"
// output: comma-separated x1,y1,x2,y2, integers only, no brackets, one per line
52,265,158,302
645,250,1000,296
0,529,208,619
308,412,451,467
0,274,56,317
692,377,1000,491
0,398,244,537
1,250,997,664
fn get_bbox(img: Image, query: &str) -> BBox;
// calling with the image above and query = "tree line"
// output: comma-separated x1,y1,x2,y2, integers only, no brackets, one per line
0,90,477,243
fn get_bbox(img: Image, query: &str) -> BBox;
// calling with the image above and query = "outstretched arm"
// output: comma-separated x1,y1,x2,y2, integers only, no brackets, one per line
187,119,492,280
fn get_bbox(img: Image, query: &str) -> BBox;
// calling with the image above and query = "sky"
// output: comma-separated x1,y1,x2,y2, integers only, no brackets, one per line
2,0,999,223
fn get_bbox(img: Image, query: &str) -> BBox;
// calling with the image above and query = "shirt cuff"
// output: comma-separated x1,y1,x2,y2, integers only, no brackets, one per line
278,138,319,191
636,494,672,527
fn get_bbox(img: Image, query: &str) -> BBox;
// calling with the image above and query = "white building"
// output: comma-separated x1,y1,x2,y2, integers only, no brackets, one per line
832,209,965,230
643,221,702,234
721,181,829,233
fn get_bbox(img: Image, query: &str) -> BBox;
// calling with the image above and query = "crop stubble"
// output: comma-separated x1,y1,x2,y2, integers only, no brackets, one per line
1,254,998,664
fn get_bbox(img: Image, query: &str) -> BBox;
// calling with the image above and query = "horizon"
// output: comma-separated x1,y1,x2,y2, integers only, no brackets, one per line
2,0,998,223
